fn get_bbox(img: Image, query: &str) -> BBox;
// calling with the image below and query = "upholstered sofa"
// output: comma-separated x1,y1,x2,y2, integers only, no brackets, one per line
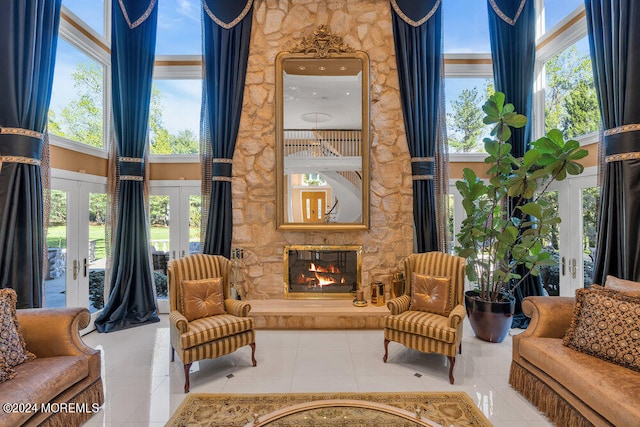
510,296,640,427
0,307,104,427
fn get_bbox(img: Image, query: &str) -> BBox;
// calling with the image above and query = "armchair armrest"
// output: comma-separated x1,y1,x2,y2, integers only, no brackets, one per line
386,294,410,315
17,307,96,359
520,296,575,339
169,310,188,334
448,304,466,328
225,299,251,317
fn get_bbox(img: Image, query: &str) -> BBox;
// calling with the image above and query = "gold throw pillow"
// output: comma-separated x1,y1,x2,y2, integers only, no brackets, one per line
605,275,640,296
410,273,452,316
180,278,226,322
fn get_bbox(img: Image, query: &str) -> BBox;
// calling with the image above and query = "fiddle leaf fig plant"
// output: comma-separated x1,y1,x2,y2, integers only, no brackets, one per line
455,92,589,302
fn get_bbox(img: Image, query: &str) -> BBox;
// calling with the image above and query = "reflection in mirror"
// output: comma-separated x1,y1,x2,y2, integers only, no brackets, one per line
276,35,370,230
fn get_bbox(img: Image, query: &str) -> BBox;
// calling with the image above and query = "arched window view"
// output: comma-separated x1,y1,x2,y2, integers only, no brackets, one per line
4,0,627,425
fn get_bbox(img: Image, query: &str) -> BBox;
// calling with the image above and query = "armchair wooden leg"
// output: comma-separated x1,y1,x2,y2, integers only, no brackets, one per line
459,343,462,354
250,343,257,366
171,346,175,362
383,338,390,363
183,363,192,393
447,356,456,385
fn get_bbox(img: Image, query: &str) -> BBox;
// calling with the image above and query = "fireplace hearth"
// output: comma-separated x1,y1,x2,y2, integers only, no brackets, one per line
284,245,362,299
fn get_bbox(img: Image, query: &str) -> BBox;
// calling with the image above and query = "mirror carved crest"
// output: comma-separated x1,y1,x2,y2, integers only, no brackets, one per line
290,25,355,58
276,26,370,231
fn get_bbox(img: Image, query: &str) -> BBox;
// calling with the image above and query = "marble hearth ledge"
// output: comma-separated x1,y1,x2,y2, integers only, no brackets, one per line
247,299,390,329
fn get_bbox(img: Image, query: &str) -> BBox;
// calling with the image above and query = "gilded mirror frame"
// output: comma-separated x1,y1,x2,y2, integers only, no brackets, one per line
275,28,370,231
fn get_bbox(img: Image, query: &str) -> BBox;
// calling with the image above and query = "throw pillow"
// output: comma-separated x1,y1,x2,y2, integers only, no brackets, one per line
410,273,453,316
605,275,640,296
563,287,640,372
0,353,15,383
180,278,226,322
0,288,36,369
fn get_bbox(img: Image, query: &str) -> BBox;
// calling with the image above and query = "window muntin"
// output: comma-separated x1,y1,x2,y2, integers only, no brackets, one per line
544,37,600,139
149,79,201,155
49,38,105,149
156,0,201,55
445,78,494,153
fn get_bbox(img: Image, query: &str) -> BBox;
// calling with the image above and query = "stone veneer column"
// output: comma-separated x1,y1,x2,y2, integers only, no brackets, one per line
233,0,414,299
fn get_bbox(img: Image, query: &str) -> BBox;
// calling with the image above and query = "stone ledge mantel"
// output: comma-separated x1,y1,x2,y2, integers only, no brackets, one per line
248,299,390,329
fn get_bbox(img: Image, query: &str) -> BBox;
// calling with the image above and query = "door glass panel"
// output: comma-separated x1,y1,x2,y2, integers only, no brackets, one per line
189,195,201,254
46,190,69,308
539,190,560,296
88,192,107,313
582,186,600,287
149,195,170,300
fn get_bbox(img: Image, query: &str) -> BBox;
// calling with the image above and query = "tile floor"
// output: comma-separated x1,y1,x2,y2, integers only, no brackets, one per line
81,315,554,426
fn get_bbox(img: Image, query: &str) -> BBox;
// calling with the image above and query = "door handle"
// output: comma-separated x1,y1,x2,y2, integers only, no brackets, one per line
83,258,88,277
181,250,185,257
571,258,577,279
561,257,566,276
72,259,79,280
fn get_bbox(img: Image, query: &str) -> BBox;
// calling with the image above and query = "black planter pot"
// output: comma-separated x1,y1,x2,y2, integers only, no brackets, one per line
464,290,515,343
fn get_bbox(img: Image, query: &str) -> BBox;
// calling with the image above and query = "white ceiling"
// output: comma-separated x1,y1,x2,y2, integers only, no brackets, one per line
283,73,362,130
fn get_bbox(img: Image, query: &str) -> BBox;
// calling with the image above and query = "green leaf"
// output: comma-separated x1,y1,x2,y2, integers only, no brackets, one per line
505,113,527,129
522,150,540,167
519,202,543,219
546,128,564,145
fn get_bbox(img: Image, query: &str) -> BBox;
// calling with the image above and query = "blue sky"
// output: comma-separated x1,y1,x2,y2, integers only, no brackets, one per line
55,0,586,141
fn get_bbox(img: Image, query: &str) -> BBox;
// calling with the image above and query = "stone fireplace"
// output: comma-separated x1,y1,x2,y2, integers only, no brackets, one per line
284,245,361,299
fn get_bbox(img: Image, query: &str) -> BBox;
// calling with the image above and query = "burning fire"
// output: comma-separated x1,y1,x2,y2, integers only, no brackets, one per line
309,262,345,287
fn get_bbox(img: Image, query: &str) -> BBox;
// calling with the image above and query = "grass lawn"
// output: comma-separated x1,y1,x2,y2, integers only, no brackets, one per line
47,225,199,259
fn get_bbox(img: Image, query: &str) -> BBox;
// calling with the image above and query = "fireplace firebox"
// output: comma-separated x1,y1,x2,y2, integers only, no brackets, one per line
284,245,362,299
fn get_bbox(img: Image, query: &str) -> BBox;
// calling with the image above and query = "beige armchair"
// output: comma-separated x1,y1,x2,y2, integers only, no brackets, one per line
383,252,466,384
168,254,256,392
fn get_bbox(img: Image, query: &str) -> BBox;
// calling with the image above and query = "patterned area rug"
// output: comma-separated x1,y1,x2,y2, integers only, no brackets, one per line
166,392,491,426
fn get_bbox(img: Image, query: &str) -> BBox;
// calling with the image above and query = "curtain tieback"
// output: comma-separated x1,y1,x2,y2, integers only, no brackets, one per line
0,127,43,165
411,157,434,180
119,156,144,181
212,158,233,182
604,124,640,162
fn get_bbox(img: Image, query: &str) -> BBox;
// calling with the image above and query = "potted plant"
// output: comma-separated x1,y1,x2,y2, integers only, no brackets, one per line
455,92,588,342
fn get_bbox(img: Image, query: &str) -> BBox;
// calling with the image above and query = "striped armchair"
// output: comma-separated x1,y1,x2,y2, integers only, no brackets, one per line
383,252,466,384
168,254,256,392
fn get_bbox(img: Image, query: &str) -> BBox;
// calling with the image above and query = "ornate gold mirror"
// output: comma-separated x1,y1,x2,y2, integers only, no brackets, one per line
276,26,370,231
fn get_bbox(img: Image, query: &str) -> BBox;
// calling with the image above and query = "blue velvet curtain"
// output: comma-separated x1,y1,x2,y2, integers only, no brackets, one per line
95,0,159,332
0,0,61,308
586,0,640,285
391,0,448,253
201,0,253,258
487,0,539,327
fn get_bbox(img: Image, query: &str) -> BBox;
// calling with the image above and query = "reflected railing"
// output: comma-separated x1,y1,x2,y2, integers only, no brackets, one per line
284,129,361,158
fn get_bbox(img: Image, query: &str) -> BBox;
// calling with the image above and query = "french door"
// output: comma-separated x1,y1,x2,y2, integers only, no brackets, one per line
450,166,599,296
47,174,107,333
553,169,600,296
149,182,201,313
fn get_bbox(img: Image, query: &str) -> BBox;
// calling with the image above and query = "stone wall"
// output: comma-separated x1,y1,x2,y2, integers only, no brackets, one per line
233,0,414,299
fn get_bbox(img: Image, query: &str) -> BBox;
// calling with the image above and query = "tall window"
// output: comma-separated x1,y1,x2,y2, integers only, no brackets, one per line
544,37,600,139
445,78,494,153
443,0,490,53
62,0,106,36
543,0,583,33
156,0,202,55
149,79,201,155
49,38,105,149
